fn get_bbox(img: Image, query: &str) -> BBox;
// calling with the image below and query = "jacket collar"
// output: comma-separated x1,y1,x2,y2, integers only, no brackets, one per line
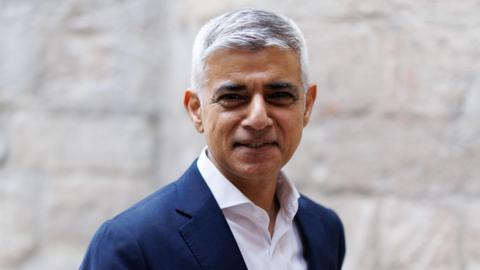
174,160,248,270
295,196,335,270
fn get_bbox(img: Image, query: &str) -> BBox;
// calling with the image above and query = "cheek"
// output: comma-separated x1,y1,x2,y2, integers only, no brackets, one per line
205,114,236,142
277,111,302,128
277,113,304,142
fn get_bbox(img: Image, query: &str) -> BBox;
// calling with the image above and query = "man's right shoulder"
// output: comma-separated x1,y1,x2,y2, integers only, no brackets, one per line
114,180,178,224
79,167,202,270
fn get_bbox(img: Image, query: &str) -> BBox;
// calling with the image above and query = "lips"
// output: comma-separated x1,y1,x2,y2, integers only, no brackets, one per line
233,141,278,148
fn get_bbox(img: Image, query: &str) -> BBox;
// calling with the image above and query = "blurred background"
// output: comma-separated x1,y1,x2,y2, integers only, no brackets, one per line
1,0,479,269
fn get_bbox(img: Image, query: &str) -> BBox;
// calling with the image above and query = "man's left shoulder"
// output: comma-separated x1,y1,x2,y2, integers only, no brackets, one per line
296,194,346,268
297,194,344,231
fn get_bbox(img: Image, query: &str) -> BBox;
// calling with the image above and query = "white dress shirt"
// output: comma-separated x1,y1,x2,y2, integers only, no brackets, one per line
196,147,307,270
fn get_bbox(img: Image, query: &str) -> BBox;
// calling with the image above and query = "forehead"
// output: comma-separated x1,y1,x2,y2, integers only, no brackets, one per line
204,47,302,87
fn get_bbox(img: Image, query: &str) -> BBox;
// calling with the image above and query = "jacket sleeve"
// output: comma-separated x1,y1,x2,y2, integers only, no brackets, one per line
79,220,148,270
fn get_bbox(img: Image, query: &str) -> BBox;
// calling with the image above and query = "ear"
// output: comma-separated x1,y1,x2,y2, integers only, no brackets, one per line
303,84,317,127
183,88,204,133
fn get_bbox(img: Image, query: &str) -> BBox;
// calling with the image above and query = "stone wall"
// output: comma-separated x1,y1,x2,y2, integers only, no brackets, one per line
0,1,478,269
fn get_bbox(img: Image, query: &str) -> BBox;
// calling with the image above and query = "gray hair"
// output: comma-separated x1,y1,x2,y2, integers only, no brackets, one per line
190,9,310,93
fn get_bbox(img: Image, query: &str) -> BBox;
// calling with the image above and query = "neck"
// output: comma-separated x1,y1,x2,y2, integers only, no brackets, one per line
243,180,276,209
205,150,280,235
229,175,279,236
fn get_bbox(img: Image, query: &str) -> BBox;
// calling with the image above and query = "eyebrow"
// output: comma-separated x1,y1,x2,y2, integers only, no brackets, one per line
265,82,299,92
214,82,247,94
214,81,299,94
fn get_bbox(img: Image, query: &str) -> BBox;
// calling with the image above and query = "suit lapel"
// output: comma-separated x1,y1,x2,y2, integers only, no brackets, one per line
175,162,248,270
295,197,332,270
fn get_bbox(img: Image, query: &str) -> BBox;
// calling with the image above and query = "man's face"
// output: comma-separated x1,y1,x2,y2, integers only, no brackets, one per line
185,47,316,184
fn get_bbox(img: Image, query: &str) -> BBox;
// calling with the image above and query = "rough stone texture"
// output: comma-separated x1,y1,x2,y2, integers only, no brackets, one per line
449,118,480,195
378,198,462,270
0,172,42,270
43,173,152,245
0,129,7,166
1,0,479,269
20,243,87,270
0,1,169,114
464,200,480,270
335,197,378,270
293,116,479,196
460,199,480,270
6,111,155,177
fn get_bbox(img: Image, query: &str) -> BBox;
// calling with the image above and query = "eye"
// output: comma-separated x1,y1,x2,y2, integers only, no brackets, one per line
213,93,248,107
266,91,297,105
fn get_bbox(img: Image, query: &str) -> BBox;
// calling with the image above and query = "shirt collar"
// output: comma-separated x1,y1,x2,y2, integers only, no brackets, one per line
196,146,300,219
276,171,300,220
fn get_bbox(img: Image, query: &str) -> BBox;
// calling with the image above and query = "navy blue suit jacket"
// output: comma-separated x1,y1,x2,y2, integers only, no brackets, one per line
80,161,346,270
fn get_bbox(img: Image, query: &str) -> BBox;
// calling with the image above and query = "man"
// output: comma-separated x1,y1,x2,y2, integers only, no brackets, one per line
80,9,345,270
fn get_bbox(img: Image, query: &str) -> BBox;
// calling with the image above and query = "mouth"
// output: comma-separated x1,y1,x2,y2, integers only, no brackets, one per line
233,142,278,149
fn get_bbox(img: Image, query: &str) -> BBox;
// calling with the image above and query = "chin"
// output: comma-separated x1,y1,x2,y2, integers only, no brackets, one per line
235,160,282,178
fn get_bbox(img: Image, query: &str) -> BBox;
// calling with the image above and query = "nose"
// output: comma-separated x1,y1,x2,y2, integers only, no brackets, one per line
241,94,273,130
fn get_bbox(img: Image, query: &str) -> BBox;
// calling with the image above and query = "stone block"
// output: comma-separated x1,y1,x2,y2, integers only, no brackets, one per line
0,1,170,113
270,0,392,22
464,82,480,118
389,0,480,29
175,0,243,21
378,198,461,269
0,129,7,167
7,111,154,176
156,119,205,183
302,21,389,119
375,1,479,119
38,33,161,114
43,173,153,246
20,243,86,270
272,0,479,120
0,171,42,269
446,118,480,195
0,2,44,106
464,200,480,270
289,117,473,196
336,197,378,270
